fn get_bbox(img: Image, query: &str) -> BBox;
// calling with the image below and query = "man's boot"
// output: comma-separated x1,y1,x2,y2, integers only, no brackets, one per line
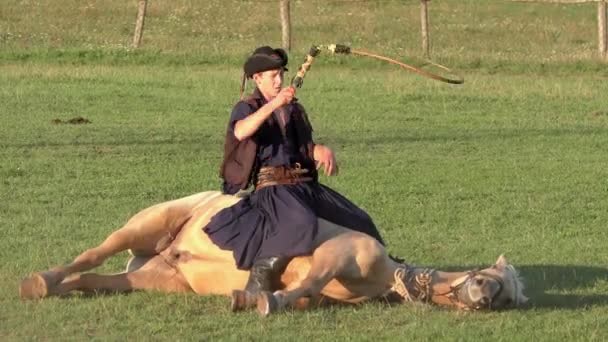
231,256,290,312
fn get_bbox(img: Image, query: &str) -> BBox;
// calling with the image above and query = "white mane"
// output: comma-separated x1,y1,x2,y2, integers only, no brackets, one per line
504,264,529,305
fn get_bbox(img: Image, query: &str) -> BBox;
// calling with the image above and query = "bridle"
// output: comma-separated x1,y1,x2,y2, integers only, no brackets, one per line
390,265,506,310
446,269,506,310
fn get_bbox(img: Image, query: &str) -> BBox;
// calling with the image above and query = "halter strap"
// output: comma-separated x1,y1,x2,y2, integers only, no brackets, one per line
390,266,506,310
448,270,506,310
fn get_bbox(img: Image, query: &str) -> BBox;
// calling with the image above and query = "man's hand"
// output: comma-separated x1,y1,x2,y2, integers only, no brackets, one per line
233,87,295,141
271,87,296,109
314,144,339,176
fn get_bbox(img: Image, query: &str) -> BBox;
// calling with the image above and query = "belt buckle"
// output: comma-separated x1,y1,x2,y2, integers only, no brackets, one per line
292,163,300,180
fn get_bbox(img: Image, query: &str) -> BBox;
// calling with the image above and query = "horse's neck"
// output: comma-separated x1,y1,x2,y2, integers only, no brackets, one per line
425,269,469,306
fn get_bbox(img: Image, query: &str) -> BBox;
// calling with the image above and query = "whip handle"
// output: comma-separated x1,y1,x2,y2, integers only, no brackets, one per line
291,46,321,89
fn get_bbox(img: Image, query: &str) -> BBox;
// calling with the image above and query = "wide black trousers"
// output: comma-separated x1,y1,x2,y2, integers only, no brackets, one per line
204,182,385,270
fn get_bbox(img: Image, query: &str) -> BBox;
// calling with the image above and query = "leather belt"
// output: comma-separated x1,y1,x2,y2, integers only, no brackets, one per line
255,163,313,190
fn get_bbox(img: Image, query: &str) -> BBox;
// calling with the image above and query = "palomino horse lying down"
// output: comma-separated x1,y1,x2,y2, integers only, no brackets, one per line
20,191,528,315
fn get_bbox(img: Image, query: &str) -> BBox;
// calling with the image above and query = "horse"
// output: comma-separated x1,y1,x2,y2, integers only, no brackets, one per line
19,191,528,315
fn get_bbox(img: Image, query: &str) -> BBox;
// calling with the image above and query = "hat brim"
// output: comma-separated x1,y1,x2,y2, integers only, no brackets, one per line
244,48,289,78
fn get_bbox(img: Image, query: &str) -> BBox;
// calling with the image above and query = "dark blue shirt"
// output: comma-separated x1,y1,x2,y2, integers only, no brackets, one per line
228,88,310,168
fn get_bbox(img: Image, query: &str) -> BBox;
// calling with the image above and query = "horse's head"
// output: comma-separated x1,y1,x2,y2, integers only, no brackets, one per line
452,255,528,310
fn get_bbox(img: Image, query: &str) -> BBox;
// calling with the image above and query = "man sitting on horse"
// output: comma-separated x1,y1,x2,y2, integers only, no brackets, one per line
203,46,385,310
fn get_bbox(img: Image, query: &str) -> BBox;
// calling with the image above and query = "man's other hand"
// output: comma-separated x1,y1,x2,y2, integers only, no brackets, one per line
314,144,339,176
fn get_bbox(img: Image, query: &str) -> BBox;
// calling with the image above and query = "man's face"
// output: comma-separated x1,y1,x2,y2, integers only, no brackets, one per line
254,69,284,99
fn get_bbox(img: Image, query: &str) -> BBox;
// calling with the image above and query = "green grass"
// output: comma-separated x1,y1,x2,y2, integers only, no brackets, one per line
2,0,608,340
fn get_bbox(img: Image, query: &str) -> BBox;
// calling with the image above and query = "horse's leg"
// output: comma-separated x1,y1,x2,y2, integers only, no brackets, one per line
19,200,196,300
20,228,140,299
255,236,353,317
51,255,192,296
258,256,337,316
258,229,388,316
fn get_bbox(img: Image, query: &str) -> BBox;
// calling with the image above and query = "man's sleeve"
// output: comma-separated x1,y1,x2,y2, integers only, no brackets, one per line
227,101,252,136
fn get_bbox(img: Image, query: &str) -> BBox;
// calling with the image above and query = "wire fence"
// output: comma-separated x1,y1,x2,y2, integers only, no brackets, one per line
130,0,607,60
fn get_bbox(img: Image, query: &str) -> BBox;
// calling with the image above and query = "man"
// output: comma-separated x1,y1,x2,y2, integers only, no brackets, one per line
204,46,385,310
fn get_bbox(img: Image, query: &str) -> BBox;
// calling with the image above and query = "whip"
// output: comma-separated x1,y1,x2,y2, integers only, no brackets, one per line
290,44,464,89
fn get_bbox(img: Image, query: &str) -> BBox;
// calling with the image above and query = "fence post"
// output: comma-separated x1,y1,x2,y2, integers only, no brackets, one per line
420,0,430,58
133,0,148,49
280,0,292,51
599,1,607,59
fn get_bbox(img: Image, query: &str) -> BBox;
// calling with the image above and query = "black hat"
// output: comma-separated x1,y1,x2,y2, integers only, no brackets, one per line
243,46,288,78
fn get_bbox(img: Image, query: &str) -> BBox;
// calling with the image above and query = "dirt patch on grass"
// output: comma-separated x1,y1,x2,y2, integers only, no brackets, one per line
51,116,91,125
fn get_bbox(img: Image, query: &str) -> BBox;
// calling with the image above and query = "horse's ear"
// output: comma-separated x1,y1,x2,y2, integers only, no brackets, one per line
494,254,508,270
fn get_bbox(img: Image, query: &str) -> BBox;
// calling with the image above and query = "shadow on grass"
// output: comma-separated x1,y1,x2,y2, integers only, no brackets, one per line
517,264,608,309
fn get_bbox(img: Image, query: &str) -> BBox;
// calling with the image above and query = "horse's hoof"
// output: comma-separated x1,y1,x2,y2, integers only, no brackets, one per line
19,273,49,300
257,291,279,317
231,290,252,312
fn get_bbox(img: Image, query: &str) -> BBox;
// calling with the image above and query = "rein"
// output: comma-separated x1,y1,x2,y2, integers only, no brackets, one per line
389,264,435,303
391,265,434,303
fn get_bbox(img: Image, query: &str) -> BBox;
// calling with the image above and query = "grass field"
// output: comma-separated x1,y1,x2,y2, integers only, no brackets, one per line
1,0,608,340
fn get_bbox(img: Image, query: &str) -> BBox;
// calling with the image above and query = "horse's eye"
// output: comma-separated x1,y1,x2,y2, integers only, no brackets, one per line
476,278,484,286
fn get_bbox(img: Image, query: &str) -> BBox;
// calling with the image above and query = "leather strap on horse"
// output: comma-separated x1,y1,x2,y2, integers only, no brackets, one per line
391,265,435,303
443,270,506,310
390,265,508,310
391,266,413,301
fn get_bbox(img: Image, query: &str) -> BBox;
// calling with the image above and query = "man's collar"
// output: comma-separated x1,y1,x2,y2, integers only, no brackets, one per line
252,87,265,101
